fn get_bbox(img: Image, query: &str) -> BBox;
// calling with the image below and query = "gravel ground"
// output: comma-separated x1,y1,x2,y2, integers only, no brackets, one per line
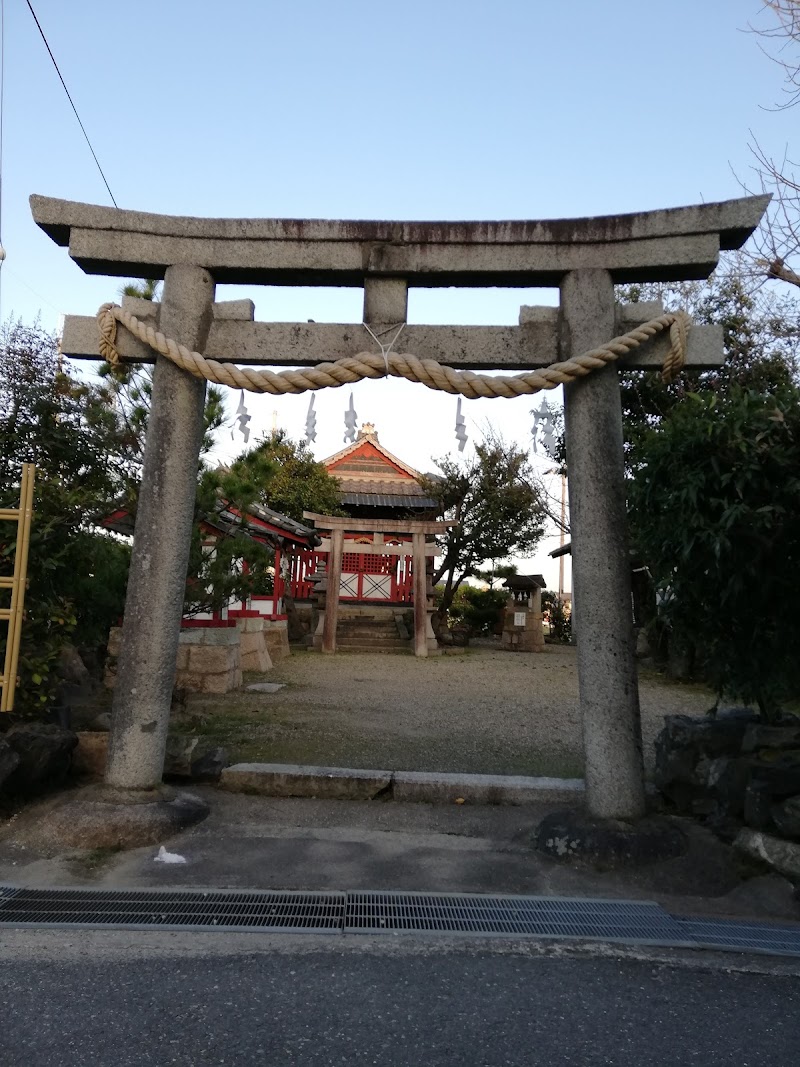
184,643,715,777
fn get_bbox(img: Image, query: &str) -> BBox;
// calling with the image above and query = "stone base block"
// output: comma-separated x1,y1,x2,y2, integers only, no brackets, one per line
534,808,687,868
106,624,243,694
263,620,291,662
22,785,210,850
177,667,242,694
236,622,273,674
502,609,545,653
220,763,392,800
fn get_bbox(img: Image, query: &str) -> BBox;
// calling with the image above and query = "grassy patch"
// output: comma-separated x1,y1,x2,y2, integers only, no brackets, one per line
67,844,123,874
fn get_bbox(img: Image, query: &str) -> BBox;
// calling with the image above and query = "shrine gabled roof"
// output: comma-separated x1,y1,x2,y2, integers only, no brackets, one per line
322,435,423,481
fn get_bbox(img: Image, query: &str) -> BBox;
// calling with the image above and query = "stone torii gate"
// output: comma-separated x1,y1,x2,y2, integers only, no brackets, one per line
31,192,769,826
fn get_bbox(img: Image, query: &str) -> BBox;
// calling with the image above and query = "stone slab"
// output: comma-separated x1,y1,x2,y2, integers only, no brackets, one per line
245,682,286,693
32,193,769,286
391,771,584,806
220,763,392,801
219,763,585,806
60,314,724,371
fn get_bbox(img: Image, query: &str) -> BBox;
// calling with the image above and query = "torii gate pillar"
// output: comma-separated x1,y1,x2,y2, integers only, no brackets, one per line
562,269,645,820
105,265,214,790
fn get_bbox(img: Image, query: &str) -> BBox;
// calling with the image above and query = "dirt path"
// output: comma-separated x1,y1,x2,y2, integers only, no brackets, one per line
179,644,714,778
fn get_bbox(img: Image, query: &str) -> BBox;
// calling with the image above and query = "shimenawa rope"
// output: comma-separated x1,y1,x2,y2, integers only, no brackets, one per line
97,302,690,399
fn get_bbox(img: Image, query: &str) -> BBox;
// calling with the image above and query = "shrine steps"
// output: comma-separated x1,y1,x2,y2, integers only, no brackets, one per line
336,615,412,653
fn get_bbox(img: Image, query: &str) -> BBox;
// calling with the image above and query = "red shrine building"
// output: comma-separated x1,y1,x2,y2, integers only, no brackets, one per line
281,425,447,655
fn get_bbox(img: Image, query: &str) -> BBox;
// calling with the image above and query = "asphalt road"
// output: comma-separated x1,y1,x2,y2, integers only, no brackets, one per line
1,936,798,1066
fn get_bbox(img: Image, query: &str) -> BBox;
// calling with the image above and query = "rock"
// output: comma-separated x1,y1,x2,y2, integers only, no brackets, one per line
58,644,92,687
163,736,228,782
1,724,78,795
772,795,800,842
742,723,800,754
245,682,285,694
0,739,21,790
89,712,112,732
534,809,687,868
716,705,761,722
635,629,650,657
163,735,199,777
189,746,228,782
747,751,800,798
707,757,751,817
734,828,800,881
720,874,800,921
743,779,773,831
654,713,757,812
72,731,109,778
655,714,756,781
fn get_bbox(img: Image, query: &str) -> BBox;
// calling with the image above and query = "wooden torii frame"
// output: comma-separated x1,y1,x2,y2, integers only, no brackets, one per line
31,192,769,823
303,513,454,658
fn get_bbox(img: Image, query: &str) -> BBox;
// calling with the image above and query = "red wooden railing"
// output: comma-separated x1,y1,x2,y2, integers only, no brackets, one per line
288,548,415,603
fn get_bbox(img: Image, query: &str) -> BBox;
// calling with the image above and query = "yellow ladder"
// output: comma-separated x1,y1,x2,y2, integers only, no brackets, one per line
0,464,36,712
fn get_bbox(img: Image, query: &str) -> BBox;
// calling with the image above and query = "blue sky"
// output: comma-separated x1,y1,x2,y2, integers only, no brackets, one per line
0,1,793,585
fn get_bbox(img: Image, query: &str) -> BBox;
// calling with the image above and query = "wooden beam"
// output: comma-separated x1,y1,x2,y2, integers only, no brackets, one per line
322,528,343,654
412,531,429,659
304,514,452,534
317,538,438,556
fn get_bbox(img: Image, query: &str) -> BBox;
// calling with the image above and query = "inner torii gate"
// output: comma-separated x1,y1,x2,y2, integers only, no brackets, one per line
32,192,769,823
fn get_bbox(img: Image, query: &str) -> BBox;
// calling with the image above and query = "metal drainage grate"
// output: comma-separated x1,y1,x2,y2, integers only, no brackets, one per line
0,887,345,932
1,886,799,957
678,917,800,958
345,891,688,942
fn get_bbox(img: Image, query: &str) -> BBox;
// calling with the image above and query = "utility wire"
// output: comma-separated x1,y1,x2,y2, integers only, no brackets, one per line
24,0,118,207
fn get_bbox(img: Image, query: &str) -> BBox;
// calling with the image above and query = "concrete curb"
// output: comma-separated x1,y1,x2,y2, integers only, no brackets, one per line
219,763,585,805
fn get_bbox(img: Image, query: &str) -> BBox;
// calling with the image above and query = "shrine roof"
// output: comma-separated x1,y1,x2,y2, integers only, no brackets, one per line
340,492,440,509
503,574,547,590
322,432,422,481
321,428,440,514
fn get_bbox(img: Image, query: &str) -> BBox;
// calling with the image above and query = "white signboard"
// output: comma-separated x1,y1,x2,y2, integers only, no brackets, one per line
514,612,526,628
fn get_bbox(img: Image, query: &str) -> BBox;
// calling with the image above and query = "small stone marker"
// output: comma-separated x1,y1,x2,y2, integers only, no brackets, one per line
246,682,286,694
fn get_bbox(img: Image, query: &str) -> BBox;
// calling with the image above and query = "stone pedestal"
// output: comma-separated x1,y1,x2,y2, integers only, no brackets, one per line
263,618,291,662
106,624,242,695
234,616,273,673
502,602,545,652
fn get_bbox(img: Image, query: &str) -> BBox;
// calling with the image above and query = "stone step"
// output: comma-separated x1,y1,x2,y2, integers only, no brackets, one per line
334,635,409,644
339,623,401,631
220,763,586,805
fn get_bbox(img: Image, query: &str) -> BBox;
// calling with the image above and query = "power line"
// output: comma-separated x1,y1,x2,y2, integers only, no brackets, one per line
24,0,118,208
